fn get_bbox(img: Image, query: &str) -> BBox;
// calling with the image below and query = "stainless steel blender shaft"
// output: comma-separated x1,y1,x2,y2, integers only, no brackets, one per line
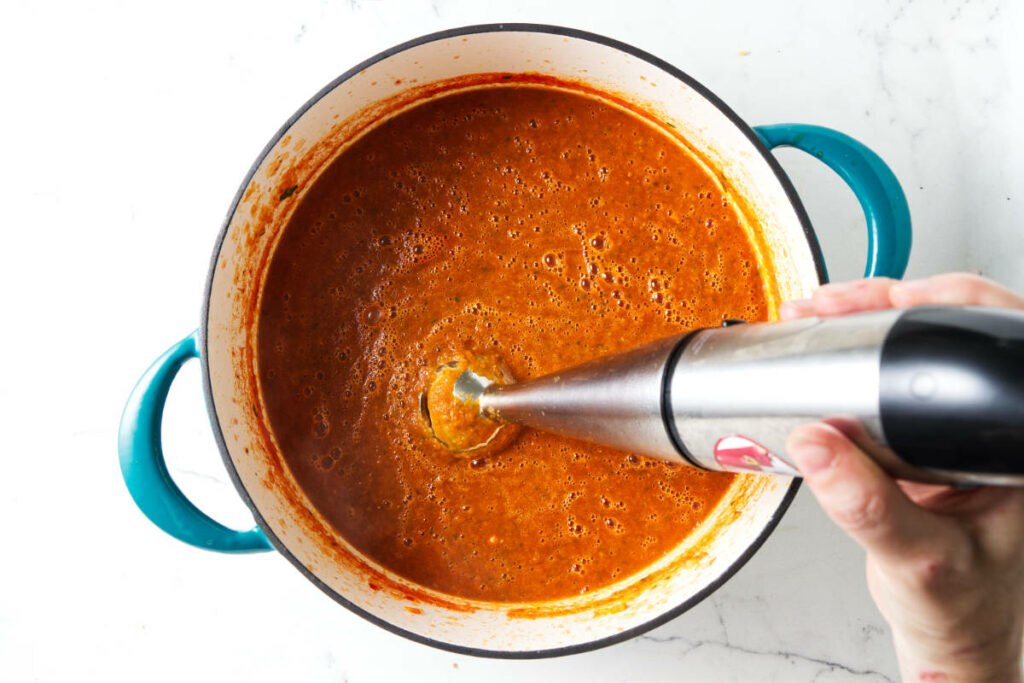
475,307,1024,487
480,334,684,460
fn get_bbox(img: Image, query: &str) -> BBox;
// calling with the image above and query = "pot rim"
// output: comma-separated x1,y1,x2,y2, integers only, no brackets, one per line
200,22,820,659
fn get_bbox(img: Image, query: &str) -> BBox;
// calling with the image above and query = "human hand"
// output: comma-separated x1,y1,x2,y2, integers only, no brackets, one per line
782,274,1024,682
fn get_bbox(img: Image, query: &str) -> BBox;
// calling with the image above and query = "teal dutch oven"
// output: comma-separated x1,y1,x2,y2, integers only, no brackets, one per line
118,24,910,658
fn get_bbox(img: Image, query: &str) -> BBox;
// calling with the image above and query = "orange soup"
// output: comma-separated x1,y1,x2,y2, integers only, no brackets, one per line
257,78,771,602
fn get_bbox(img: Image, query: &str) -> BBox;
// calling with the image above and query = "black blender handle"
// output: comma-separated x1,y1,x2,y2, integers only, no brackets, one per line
880,306,1024,476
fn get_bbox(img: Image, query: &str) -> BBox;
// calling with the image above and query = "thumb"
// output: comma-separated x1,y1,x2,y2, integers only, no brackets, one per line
787,423,948,564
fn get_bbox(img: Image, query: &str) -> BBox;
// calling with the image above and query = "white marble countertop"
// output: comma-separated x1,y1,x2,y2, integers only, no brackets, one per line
2,1,1021,681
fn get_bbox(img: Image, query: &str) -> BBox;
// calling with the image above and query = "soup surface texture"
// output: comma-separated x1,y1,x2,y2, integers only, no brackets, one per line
257,80,771,602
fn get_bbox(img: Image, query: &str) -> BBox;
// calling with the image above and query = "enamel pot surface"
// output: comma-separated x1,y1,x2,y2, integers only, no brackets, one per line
118,24,911,657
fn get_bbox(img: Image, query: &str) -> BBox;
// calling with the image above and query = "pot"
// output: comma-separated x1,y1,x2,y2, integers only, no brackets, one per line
118,24,911,657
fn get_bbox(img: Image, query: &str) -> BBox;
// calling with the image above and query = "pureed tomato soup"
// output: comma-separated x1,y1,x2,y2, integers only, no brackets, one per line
257,76,773,603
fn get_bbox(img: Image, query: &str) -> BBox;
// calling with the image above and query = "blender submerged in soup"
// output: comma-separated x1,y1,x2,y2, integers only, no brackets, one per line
257,78,772,602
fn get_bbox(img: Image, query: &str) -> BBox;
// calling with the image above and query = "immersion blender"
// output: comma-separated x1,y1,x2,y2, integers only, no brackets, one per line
449,306,1024,486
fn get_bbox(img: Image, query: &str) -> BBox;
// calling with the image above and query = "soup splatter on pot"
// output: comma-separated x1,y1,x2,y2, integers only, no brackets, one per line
257,77,773,602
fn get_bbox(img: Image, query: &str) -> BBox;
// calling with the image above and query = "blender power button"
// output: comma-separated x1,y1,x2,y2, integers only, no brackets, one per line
909,372,937,400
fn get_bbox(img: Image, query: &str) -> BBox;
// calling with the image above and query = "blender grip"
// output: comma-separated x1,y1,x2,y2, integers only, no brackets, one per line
880,306,1024,477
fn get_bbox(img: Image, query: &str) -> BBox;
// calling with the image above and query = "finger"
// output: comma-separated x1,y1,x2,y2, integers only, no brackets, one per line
972,489,1024,567
787,423,949,563
809,277,899,317
890,272,1024,308
779,298,814,320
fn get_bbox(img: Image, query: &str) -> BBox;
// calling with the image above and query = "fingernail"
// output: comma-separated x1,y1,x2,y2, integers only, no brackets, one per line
779,299,812,320
890,279,929,301
816,280,859,297
788,439,836,475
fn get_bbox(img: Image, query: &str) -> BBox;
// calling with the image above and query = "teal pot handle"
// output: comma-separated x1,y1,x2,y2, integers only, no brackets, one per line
118,331,273,553
754,124,912,279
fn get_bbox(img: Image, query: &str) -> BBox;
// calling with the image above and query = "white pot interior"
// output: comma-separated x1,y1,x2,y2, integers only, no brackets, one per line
204,26,819,654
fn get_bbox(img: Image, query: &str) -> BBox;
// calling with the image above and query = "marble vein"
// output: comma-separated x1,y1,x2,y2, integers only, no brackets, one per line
636,634,896,682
